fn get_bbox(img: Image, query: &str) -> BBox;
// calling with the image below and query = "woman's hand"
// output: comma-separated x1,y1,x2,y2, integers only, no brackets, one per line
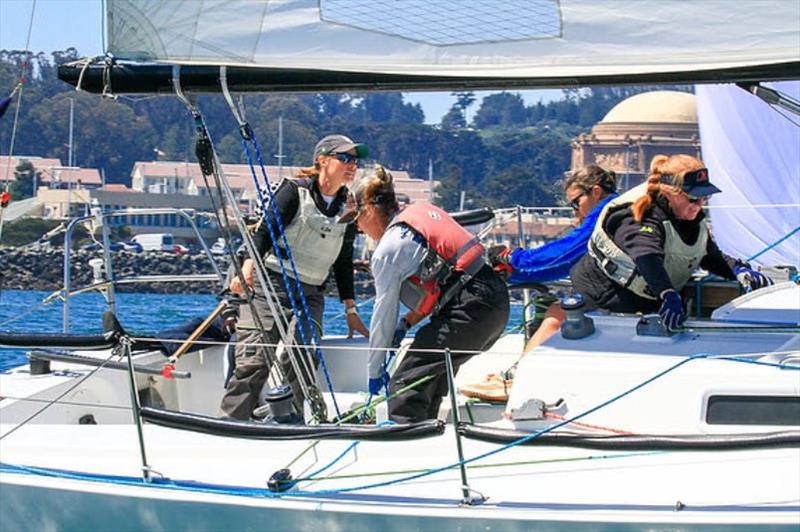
229,259,254,295
347,312,369,338
343,299,369,338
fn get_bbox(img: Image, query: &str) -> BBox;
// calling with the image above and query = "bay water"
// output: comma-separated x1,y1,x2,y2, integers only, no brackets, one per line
0,290,524,371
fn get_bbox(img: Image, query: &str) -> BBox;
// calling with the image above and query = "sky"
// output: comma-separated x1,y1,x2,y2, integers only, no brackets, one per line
0,0,563,124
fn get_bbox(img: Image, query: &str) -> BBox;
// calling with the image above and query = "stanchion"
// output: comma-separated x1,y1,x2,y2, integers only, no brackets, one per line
444,348,484,505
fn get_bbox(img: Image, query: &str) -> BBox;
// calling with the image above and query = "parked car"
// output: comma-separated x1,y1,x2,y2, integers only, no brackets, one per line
210,238,229,256
81,241,124,252
122,241,143,253
130,233,175,252
172,244,190,254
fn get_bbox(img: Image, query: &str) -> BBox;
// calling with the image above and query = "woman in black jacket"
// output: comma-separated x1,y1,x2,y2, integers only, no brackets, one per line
571,154,771,329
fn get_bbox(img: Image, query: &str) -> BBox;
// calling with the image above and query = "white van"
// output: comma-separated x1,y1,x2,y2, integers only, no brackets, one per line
130,233,174,252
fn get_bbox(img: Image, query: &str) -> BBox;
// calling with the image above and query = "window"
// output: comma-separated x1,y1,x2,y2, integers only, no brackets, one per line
706,395,800,426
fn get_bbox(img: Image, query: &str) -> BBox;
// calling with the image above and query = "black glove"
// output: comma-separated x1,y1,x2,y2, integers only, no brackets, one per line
391,318,410,349
659,290,686,330
488,245,514,280
733,266,773,292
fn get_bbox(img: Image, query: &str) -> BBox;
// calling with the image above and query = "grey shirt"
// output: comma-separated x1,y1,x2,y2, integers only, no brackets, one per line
367,222,427,379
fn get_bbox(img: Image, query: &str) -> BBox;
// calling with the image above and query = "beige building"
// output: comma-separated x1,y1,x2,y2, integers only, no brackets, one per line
0,156,103,191
570,91,701,191
130,161,439,209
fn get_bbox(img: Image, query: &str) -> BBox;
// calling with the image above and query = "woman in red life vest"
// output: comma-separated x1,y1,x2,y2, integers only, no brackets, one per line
339,165,510,423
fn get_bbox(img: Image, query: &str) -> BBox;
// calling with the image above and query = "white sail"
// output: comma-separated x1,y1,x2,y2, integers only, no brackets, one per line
107,0,800,79
698,81,800,266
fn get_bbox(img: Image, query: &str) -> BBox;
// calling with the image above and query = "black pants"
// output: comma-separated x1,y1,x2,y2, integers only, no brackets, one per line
387,266,510,423
218,272,324,420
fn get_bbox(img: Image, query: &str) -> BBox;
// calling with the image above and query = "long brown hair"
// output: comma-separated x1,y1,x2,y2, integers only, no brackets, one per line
631,154,705,222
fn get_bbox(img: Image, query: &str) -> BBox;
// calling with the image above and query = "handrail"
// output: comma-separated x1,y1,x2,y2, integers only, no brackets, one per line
62,207,226,333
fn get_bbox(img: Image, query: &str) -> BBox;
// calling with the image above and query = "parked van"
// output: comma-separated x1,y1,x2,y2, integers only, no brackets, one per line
130,233,174,252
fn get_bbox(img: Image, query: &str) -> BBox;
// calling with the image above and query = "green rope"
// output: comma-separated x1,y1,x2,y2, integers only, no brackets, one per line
291,450,663,484
283,374,436,470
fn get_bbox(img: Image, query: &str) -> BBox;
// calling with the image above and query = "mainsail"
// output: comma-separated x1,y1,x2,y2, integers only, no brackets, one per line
62,0,800,93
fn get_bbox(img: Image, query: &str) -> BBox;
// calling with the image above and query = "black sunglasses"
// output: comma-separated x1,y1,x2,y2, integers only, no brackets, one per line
568,191,586,210
334,153,358,164
686,193,709,204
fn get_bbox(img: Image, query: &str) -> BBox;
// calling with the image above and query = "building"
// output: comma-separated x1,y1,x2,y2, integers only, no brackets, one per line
130,161,439,209
0,156,103,192
570,91,701,191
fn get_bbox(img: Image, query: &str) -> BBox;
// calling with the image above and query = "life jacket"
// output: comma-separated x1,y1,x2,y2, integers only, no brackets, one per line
588,183,709,299
391,202,486,316
262,181,347,286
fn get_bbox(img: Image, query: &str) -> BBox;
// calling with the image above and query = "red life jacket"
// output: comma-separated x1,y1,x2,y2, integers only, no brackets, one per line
392,202,485,316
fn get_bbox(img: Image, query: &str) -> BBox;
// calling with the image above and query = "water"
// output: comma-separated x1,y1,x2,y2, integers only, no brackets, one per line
0,290,524,370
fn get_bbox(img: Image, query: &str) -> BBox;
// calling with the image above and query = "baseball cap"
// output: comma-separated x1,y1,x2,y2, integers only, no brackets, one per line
679,168,722,197
313,134,368,160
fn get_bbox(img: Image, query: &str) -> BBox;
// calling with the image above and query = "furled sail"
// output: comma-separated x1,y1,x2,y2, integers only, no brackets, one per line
63,0,800,93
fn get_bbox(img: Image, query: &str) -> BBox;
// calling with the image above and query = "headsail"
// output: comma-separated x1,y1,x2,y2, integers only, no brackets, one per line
63,0,800,93
697,81,800,266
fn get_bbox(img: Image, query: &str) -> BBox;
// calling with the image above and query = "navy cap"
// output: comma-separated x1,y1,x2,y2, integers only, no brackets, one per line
678,168,722,197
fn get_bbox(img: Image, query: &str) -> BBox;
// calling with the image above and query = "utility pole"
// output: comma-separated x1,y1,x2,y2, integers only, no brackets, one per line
428,158,434,202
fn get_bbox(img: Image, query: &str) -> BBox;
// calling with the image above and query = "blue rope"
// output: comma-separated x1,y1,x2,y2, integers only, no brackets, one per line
747,225,800,262
239,135,341,419
2,353,793,499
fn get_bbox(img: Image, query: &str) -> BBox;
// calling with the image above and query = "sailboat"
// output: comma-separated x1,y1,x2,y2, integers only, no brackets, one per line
2,1,799,530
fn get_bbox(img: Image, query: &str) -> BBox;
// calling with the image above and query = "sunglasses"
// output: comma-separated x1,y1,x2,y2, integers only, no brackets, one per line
685,192,709,204
567,191,586,210
333,152,358,165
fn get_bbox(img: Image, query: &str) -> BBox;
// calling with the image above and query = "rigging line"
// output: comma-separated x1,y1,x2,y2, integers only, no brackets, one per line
746,225,800,262
241,138,340,419
0,0,38,243
0,347,122,442
169,74,288,384
0,395,132,411
768,102,800,129
292,450,659,484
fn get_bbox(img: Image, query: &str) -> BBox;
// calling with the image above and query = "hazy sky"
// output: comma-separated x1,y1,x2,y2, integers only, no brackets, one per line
0,0,562,124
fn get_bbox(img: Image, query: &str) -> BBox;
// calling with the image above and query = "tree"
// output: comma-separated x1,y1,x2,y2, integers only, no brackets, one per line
9,159,39,199
473,92,528,129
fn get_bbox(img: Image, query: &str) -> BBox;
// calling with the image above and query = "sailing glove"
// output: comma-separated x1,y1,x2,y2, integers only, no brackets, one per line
392,318,410,349
659,289,686,330
733,266,773,292
488,245,514,280
368,373,389,395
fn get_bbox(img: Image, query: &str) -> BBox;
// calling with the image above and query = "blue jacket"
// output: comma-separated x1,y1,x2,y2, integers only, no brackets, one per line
509,194,617,285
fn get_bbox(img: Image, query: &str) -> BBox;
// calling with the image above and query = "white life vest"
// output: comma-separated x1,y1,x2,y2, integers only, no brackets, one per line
391,202,486,316
263,184,347,286
588,184,709,300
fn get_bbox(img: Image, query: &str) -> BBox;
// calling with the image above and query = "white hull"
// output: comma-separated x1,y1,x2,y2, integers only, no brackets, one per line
1,283,799,530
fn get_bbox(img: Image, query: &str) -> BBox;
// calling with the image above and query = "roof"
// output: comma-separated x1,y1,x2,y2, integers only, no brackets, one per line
0,156,101,185
601,91,697,124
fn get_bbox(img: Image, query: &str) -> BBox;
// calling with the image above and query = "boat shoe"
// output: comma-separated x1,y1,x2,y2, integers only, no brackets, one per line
459,373,513,402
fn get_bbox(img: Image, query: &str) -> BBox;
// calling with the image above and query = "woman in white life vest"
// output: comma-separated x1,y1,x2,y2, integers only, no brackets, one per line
571,154,772,330
219,134,370,420
339,165,510,423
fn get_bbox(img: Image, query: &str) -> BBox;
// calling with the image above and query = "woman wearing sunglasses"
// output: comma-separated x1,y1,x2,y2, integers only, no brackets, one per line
463,166,618,401
220,134,370,420
571,153,771,330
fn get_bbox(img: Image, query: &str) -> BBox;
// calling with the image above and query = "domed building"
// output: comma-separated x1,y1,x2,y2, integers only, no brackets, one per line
570,91,701,191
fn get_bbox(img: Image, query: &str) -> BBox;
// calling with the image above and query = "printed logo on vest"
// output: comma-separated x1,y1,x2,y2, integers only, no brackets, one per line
427,210,441,220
